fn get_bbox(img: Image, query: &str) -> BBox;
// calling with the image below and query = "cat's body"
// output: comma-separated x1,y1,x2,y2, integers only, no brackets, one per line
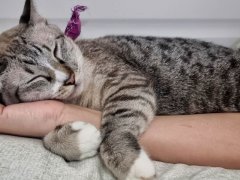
1,1,240,179
76,36,240,115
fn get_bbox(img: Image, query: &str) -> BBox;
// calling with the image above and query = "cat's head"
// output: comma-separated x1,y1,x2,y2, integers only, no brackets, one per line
0,0,84,105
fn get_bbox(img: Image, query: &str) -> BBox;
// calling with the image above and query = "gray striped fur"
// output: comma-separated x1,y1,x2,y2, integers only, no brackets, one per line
1,0,240,179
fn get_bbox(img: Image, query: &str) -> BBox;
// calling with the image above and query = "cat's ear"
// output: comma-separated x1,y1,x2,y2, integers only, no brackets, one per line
19,0,46,25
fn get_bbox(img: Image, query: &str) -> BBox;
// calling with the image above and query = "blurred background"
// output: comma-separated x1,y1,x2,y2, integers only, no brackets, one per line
1,0,240,47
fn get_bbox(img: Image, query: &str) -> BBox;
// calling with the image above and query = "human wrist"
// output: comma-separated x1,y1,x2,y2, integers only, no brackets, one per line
59,104,101,129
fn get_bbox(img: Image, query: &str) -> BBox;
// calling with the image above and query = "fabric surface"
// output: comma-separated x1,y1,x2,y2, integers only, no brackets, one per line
0,135,240,180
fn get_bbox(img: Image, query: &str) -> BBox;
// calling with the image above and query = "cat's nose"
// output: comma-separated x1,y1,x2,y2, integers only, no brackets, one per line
64,73,75,86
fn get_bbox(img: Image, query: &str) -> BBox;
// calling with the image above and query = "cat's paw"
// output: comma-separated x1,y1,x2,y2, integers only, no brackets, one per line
71,121,102,160
126,150,156,180
43,121,101,161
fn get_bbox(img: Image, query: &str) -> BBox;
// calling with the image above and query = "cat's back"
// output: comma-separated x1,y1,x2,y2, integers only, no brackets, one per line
78,36,240,115
79,35,237,74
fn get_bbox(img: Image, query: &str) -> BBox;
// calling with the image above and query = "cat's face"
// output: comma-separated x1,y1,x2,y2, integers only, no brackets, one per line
0,0,84,105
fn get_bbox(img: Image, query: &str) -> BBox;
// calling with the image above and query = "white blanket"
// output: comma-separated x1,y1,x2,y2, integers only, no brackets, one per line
0,135,239,180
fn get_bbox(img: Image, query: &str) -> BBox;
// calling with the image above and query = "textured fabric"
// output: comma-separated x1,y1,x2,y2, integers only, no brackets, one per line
0,135,240,180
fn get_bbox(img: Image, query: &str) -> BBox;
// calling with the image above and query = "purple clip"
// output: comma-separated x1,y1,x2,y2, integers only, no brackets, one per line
65,5,87,40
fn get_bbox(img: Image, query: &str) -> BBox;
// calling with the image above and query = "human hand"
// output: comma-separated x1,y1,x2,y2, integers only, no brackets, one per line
0,100,101,138
0,100,65,137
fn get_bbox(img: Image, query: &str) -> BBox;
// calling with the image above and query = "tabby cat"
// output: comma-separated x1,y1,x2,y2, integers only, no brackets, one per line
0,0,240,179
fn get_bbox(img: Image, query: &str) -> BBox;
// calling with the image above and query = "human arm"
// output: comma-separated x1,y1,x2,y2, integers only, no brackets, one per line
0,101,240,169
0,101,100,137
139,113,240,169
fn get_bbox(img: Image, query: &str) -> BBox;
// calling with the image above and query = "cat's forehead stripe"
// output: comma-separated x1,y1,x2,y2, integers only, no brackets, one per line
56,35,65,40
42,45,51,52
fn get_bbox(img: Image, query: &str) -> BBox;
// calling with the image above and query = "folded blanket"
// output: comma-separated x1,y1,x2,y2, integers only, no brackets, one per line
0,135,239,180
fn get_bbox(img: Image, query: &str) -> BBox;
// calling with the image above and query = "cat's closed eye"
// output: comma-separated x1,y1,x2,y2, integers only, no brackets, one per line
23,60,36,65
26,75,52,84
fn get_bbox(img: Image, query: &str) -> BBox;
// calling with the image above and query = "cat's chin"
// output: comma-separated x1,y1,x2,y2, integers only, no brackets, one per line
68,84,83,99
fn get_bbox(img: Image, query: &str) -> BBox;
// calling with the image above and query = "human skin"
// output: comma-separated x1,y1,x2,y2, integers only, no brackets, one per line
0,101,240,169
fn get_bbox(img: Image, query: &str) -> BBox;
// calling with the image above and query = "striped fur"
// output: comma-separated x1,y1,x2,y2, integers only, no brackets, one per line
1,0,240,179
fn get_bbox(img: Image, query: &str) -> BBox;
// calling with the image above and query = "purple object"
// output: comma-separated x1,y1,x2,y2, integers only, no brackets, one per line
65,5,87,40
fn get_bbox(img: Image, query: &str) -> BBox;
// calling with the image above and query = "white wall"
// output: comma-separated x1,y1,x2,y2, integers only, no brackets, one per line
1,0,240,47
1,0,240,19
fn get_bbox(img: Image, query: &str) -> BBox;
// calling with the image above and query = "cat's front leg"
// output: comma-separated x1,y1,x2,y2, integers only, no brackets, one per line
43,121,101,161
100,77,156,179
